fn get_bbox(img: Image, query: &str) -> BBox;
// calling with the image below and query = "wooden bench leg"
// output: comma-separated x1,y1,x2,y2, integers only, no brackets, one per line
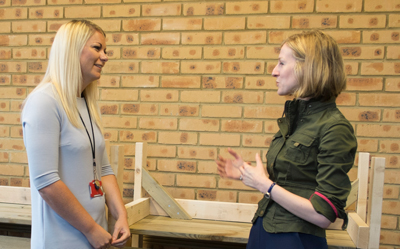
131,234,143,248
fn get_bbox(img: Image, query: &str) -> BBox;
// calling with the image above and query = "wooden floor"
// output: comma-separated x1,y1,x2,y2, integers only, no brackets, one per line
130,215,356,249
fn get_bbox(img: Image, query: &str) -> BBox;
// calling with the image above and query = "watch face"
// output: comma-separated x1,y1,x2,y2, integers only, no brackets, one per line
264,193,271,199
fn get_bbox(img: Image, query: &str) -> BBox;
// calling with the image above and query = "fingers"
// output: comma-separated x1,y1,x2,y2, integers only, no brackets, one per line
227,148,241,160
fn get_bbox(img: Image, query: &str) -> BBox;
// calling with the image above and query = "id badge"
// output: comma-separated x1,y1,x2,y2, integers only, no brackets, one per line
89,180,103,198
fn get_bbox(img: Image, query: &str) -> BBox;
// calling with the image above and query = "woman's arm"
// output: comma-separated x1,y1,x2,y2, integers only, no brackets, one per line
39,180,112,248
239,153,331,228
101,174,130,247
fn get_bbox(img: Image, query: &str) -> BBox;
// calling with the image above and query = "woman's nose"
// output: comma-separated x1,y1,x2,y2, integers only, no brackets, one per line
101,52,108,62
271,64,279,77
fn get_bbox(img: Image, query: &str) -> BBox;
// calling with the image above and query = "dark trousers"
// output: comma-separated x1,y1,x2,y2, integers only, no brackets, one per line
246,217,328,249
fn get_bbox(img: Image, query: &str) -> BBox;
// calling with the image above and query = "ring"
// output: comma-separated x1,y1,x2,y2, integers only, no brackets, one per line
239,174,243,181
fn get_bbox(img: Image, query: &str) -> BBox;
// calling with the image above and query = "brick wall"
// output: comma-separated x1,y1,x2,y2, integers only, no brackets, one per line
0,0,399,247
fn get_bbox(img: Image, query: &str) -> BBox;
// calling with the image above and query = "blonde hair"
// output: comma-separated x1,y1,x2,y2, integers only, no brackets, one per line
283,30,346,101
26,20,105,132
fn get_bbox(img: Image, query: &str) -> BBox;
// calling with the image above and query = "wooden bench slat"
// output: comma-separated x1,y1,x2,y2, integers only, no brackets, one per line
0,203,31,225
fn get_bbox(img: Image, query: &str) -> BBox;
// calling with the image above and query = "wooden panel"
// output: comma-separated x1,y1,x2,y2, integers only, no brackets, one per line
347,212,369,249
367,157,385,249
357,152,369,222
134,142,147,201
0,235,30,249
0,187,31,205
0,203,31,225
126,198,150,226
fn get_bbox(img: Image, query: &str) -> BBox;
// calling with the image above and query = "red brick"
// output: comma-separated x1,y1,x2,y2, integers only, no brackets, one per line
13,47,46,59
139,117,177,130
97,75,120,88
324,31,361,44
0,0,10,6
121,103,158,116
10,100,22,112
341,46,384,60
199,133,240,146
158,132,197,145
28,61,46,73
10,152,27,163
0,152,9,162
361,62,400,75
181,61,221,74
0,49,11,59
99,102,119,115
264,92,292,104
180,90,220,103
141,61,179,74
48,0,82,4
103,129,118,142
382,154,400,168
103,4,140,17
336,92,356,106
106,33,139,45
346,77,383,91
197,189,237,202
0,7,27,19
226,1,268,14
364,0,400,12
0,126,9,137
380,140,400,153
12,21,46,33
92,19,121,32
85,0,120,3
176,174,216,188
122,47,160,59
243,134,273,148
182,32,222,45
270,0,314,13
203,46,244,59
387,46,400,59
162,46,201,59
0,34,27,46
142,3,181,16
339,107,381,122
0,75,11,85
122,19,161,31
218,178,254,190
0,101,9,111
202,105,242,118
385,170,400,184
340,14,386,29
198,161,218,174
158,159,197,173
140,89,178,102
244,106,284,119
141,32,180,45
383,109,400,122
222,91,263,104
381,215,398,229
100,89,138,101
29,7,62,19
357,124,400,138
363,30,400,44
268,30,302,44
223,61,264,74
183,2,224,16
204,17,245,30
65,6,100,18
0,164,24,176
178,146,217,160
247,46,280,59
149,172,174,186
102,61,138,74
165,187,195,200
389,14,400,27
221,120,263,133
0,21,10,33
121,75,159,88
224,31,266,44
0,87,26,99
239,192,263,204
245,76,277,90
316,0,362,12
161,76,200,88
292,16,337,29
179,118,219,132
102,116,137,129
344,62,359,75
163,18,202,30
386,78,400,92
119,130,157,143
202,76,243,89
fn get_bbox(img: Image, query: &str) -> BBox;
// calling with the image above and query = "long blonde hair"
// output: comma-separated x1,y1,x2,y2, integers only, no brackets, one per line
283,30,346,101
26,20,105,132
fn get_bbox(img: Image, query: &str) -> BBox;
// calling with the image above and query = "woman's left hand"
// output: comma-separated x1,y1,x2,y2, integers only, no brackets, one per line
239,153,271,193
110,217,131,248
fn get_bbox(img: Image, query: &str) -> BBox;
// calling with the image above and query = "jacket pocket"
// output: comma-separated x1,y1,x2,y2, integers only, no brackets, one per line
284,133,315,164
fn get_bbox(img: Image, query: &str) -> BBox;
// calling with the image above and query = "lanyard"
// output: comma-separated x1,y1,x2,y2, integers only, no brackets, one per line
78,97,98,181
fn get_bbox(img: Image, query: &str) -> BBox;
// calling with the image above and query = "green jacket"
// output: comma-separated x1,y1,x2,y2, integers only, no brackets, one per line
252,98,357,238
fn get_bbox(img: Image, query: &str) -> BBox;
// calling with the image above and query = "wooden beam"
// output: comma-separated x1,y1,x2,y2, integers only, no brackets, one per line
134,142,147,201
0,186,31,205
357,152,369,222
142,168,191,220
125,198,150,226
367,157,385,249
345,179,359,209
150,198,256,223
347,212,369,249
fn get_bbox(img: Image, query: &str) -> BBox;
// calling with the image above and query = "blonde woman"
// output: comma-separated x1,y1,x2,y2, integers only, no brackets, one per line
22,20,130,249
216,30,357,249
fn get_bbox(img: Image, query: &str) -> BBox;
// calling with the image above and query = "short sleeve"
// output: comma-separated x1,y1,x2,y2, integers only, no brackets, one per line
311,123,357,223
100,148,114,177
22,91,62,190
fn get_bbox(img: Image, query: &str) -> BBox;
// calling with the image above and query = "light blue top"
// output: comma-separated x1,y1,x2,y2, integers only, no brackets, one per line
22,84,114,249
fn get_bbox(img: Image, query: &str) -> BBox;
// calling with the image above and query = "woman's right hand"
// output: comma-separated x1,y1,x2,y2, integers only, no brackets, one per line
85,223,112,249
216,148,244,180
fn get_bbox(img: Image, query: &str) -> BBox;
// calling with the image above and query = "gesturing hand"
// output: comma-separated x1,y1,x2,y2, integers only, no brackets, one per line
239,153,270,192
215,148,244,180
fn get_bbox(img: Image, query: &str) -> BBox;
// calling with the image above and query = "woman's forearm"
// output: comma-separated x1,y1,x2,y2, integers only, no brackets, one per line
101,175,127,220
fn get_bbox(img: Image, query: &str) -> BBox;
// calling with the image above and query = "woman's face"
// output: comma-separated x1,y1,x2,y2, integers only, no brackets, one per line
80,31,108,91
272,44,299,96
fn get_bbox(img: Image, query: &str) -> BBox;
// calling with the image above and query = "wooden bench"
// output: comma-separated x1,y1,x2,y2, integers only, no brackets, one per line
125,142,386,249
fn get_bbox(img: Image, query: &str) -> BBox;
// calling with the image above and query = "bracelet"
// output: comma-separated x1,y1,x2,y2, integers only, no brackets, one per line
264,182,276,199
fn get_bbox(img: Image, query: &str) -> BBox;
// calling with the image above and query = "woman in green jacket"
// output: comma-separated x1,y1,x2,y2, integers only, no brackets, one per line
216,30,357,249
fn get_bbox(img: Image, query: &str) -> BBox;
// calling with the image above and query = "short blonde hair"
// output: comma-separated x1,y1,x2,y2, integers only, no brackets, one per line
27,20,105,131
283,30,346,101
